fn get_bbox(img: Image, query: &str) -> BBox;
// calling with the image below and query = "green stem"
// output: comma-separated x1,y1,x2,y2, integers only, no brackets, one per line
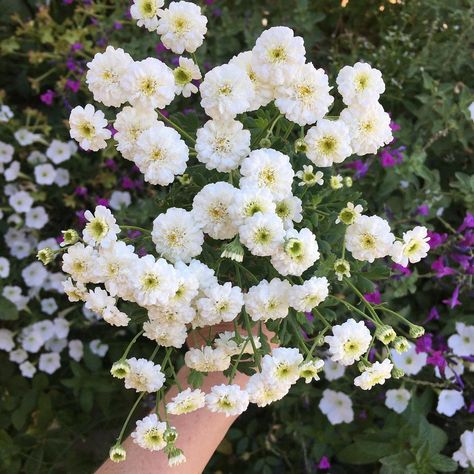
343,277,382,323
329,295,378,325
312,308,331,329
122,330,144,360
117,392,145,443
120,225,151,234
288,315,309,356
228,338,250,383
157,110,196,144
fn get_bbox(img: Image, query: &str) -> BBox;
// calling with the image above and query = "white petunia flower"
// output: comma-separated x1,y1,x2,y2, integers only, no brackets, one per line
156,1,208,54
200,64,254,119
124,357,165,393
0,257,10,278
325,318,371,366
252,26,306,86
174,57,201,97
323,359,346,380
54,168,70,187
46,139,74,164
34,163,57,185
83,205,120,248
354,359,393,390
22,262,47,288
205,384,249,417
121,58,175,109
41,297,58,315
131,414,167,451
109,191,131,211
289,276,329,312
0,141,14,163
385,388,411,414
304,119,352,167
336,62,385,106
134,123,189,186
10,348,28,364
345,215,395,263
130,0,163,31
14,128,42,146
240,149,294,200
68,340,84,362
195,119,250,172
239,212,285,257
0,329,15,352
0,105,13,122
4,161,21,181
69,104,111,151
275,63,333,126
390,343,427,376
89,339,109,357
244,278,291,322
448,323,474,357
340,102,393,156
192,182,238,240
25,206,49,229
436,389,464,417
319,389,354,424
38,352,61,374
86,46,134,107
20,361,37,378
9,191,33,213
391,226,430,266
152,207,204,263
453,430,474,468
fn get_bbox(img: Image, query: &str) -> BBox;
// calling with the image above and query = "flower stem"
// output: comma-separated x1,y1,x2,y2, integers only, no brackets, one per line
117,392,145,444
157,110,196,144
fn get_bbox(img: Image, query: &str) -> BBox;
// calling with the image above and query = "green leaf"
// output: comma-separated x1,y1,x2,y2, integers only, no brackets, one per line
429,454,458,472
337,441,394,464
187,369,204,389
0,296,18,320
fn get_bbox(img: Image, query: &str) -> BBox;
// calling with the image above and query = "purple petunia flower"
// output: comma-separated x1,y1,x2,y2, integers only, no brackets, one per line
345,159,370,179
425,307,440,323
458,212,474,233
65,79,81,93
317,456,331,470
416,334,433,354
427,231,448,249
96,197,110,207
74,186,88,197
442,285,461,309
40,89,55,105
364,289,381,304
431,256,456,278
417,204,429,216
426,350,447,372
391,262,412,277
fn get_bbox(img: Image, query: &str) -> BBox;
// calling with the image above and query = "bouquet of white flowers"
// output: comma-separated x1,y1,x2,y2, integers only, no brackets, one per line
38,1,431,466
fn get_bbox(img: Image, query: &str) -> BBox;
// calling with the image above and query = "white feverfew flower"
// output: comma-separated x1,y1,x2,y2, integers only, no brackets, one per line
192,182,238,240
345,215,395,263
156,1,207,54
325,318,371,366
84,287,115,316
130,0,163,31
305,119,352,167
230,187,275,227
240,149,294,200
62,277,88,302
69,104,111,151
131,414,167,451
390,342,427,375
319,389,354,425
20,361,37,378
109,191,131,211
34,163,57,185
214,331,261,357
275,63,333,126
239,212,285,257
86,46,133,107
289,276,329,312
114,106,158,161
184,346,231,372
122,58,175,109
152,207,204,263
336,62,385,106
62,243,97,283
262,347,303,386
125,357,165,393
103,306,130,327
143,319,188,348
166,388,206,415
246,372,290,407
385,388,411,414
391,226,430,267
196,282,243,325
229,51,273,110
0,329,15,352
299,358,324,383
25,206,48,229
174,57,201,97
134,123,189,186
188,259,218,291
46,139,74,164
200,64,254,119
0,257,10,278
336,202,363,225
340,102,393,156
275,195,303,229
296,165,324,187
244,278,291,322
134,255,179,306
9,191,33,213
205,384,249,417
195,119,250,172
271,227,320,276
252,26,306,86
83,205,120,248
436,389,464,417
0,141,14,163
22,262,47,288
38,352,61,374
354,359,393,390
453,430,474,469
171,261,199,307
448,323,474,357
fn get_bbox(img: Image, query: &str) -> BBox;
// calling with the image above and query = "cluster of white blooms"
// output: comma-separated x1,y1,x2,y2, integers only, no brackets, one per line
62,15,433,466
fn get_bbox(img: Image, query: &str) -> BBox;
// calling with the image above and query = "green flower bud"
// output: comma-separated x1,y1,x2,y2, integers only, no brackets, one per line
220,237,244,262
110,360,131,379
409,325,425,339
375,325,397,344
62,229,79,246
391,367,405,379
313,333,326,347
177,173,192,185
392,336,409,353
294,137,307,153
109,445,126,463
334,258,351,281
37,248,54,265
344,176,353,187
330,175,343,190
164,427,178,444
259,137,272,148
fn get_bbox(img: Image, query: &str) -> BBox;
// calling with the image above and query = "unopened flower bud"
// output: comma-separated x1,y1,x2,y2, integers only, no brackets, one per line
109,445,126,463
61,229,79,246
344,176,353,187
375,325,396,344
177,173,192,185
357,360,371,372
391,367,405,379
259,137,272,148
294,138,307,153
164,427,178,444
221,237,244,262
334,258,351,281
313,333,326,347
166,445,186,467
110,360,130,379
393,336,409,353
409,325,425,339
37,248,54,265
330,175,343,190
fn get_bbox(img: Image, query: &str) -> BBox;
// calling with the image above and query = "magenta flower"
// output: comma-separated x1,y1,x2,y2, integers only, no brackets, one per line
425,307,440,323
104,159,118,171
427,350,447,372
416,334,433,354
345,159,370,179
442,285,461,309
389,120,401,132
40,89,55,105
427,231,448,249
76,210,86,226
96,197,110,207
74,186,88,197
121,176,135,190
391,262,412,276
417,204,429,216
460,231,474,248
458,212,474,232
364,289,381,304
431,256,456,278
65,79,81,93
317,456,331,470
71,42,83,52
155,42,169,54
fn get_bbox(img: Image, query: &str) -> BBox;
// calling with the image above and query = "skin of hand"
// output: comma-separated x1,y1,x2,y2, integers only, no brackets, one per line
96,322,277,474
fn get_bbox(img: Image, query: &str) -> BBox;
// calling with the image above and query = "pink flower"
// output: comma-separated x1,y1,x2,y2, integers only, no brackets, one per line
431,257,456,278
40,89,55,105
364,289,381,304
317,456,331,470
65,79,81,93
